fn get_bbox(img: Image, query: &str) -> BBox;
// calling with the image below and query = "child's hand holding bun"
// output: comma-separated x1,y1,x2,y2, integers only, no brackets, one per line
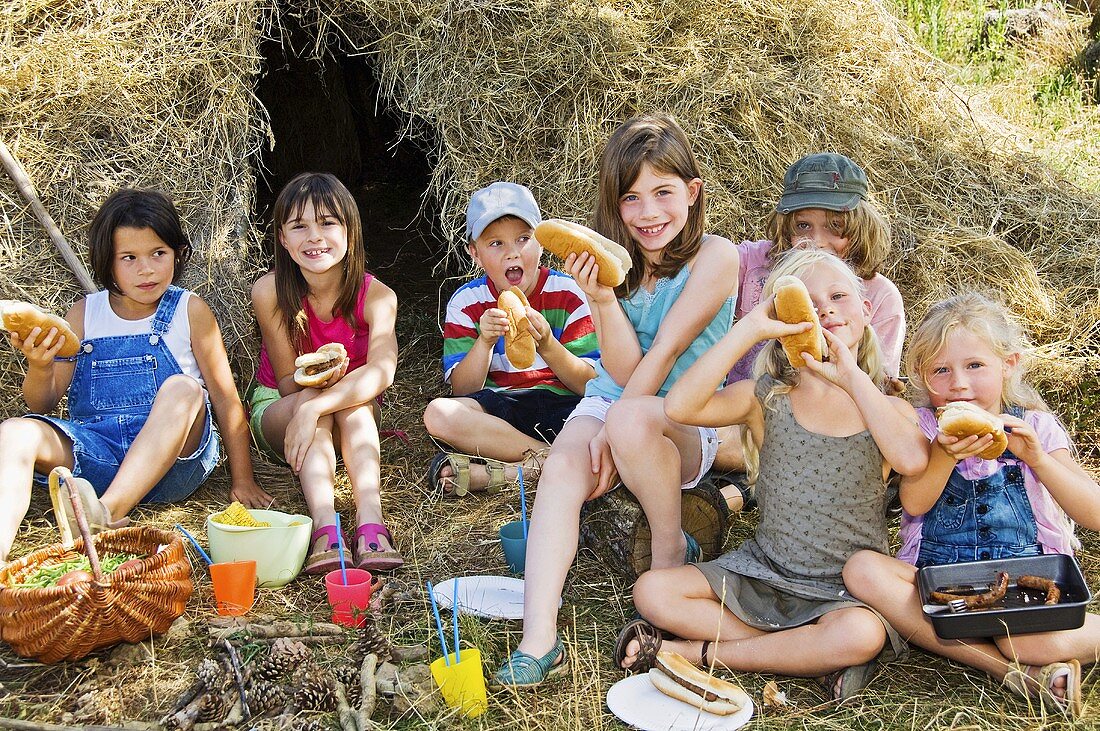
936,401,1008,460
498,287,536,368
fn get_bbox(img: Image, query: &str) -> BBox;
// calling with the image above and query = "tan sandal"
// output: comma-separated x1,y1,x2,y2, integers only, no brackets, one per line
1003,659,1082,717
428,449,545,497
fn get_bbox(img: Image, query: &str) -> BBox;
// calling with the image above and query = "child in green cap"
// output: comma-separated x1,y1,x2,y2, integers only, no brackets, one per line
711,153,904,505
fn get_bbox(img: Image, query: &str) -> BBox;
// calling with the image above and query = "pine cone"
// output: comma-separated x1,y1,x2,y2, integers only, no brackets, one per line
353,620,392,662
196,691,228,724
292,668,336,712
254,639,311,682
196,657,227,690
247,679,290,715
333,665,361,707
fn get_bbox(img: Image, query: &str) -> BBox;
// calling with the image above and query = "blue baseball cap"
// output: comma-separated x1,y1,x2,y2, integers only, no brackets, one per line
465,182,542,242
777,153,869,214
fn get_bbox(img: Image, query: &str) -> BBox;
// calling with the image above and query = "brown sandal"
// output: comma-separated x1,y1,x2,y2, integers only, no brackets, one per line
613,618,663,673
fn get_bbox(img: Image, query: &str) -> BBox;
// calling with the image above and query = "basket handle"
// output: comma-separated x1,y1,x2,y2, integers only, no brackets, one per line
54,466,105,582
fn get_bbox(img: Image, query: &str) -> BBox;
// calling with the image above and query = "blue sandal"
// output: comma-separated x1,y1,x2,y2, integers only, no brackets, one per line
684,531,701,564
491,636,568,688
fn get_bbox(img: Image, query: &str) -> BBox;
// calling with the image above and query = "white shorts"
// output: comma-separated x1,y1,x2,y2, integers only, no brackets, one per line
565,395,719,490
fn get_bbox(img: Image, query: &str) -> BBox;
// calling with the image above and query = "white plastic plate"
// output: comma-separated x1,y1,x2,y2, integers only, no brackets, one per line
432,575,561,620
606,673,754,731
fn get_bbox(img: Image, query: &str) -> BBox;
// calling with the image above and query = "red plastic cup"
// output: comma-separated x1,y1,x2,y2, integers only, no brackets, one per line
324,568,374,627
209,560,257,616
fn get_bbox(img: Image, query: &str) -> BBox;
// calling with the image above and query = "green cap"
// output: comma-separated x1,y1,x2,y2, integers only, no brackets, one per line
777,153,868,214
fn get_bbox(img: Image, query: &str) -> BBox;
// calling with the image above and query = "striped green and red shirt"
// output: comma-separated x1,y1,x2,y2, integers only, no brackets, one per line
442,267,598,395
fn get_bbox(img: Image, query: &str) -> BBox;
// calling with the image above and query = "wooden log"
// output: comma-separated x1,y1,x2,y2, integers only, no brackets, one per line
579,474,732,580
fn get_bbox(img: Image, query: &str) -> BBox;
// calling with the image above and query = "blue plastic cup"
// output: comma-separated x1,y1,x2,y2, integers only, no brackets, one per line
499,521,527,575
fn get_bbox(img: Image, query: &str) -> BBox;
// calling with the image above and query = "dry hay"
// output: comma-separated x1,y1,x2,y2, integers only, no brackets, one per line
3,1,1100,729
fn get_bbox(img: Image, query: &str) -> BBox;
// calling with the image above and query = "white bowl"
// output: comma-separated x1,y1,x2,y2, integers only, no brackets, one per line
206,509,312,588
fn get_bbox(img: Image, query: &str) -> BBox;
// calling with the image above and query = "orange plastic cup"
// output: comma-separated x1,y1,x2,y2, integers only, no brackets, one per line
324,568,373,628
209,560,257,616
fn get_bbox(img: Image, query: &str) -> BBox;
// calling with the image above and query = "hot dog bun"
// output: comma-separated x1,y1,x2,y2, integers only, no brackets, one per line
534,219,632,288
937,401,1008,460
498,286,535,368
773,275,824,367
0,300,80,357
294,342,347,388
648,651,749,717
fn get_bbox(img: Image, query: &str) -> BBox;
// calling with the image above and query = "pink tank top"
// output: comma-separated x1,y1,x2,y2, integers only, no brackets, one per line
255,273,374,388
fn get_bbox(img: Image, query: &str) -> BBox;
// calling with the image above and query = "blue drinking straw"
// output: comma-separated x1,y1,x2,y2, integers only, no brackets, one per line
518,466,528,539
452,577,461,663
175,524,213,566
426,581,451,666
334,512,348,586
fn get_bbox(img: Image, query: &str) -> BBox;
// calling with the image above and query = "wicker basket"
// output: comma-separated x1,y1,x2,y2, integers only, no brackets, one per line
0,524,193,663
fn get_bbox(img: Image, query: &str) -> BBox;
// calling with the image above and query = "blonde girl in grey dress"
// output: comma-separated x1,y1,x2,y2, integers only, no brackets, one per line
615,249,929,701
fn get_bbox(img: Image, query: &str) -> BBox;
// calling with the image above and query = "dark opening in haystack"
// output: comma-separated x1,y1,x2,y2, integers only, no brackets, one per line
253,13,440,269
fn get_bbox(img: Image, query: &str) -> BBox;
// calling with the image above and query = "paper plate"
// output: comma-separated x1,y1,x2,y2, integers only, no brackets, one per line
606,674,753,731
433,575,560,620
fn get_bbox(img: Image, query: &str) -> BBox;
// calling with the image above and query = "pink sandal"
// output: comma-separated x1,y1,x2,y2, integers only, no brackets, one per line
354,524,404,571
302,525,344,575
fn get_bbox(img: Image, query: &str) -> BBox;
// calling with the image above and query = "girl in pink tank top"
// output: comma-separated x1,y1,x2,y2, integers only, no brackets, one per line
249,172,402,573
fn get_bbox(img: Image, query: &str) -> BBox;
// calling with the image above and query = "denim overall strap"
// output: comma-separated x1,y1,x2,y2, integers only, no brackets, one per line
149,286,184,339
66,291,187,421
916,405,1041,567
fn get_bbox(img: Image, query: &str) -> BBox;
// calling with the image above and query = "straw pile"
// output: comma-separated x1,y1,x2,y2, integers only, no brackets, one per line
0,0,270,387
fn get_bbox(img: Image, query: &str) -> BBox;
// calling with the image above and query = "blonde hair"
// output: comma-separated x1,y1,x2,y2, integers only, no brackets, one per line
765,199,891,279
590,114,705,298
741,249,887,482
905,293,1048,412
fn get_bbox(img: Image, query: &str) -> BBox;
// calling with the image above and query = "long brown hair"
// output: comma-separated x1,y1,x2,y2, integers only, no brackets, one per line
272,172,366,351
590,114,706,298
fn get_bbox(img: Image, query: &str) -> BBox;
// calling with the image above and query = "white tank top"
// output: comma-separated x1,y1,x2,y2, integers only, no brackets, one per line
82,289,204,386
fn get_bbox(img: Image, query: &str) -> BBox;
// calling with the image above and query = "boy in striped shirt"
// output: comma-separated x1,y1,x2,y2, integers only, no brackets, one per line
424,183,599,495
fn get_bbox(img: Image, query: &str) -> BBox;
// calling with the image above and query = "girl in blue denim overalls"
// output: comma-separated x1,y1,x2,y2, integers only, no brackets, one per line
0,189,268,563
845,293,1100,717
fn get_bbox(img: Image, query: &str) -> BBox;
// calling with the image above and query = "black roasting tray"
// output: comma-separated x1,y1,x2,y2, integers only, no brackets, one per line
918,554,1092,640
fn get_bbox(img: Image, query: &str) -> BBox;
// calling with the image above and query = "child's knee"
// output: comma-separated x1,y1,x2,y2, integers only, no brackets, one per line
0,418,45,455
605,399,659,444
842,550,885,593
633,568,681,617
423,397,463,437
835,609,887,660
158,374,204,408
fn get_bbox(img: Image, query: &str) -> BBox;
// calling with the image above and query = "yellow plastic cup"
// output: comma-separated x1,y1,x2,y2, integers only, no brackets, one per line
429,647,488,718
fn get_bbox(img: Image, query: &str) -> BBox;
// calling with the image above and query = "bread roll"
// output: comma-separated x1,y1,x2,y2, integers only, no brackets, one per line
498,286,535,368
294,342,347,388
647,651,749,717
773,275,824,367
0,300,80,357
936,401,1008,460
534,219,633,288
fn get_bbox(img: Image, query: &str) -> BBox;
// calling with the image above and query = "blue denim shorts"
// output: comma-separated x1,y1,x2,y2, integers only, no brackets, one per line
29,406,220,503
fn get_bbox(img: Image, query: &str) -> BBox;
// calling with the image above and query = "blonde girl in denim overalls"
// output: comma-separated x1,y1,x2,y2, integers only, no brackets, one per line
845,293,1100,717
0,189,268,564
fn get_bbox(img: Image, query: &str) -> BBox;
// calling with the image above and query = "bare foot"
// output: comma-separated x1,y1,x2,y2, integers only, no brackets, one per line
620,636,698,670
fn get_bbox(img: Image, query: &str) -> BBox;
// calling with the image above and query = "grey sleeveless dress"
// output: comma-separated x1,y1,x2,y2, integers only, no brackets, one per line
694,376,906,658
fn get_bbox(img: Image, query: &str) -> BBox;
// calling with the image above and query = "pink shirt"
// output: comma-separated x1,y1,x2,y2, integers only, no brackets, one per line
897,407,1077,564
727,239,905,382
255,273,374,388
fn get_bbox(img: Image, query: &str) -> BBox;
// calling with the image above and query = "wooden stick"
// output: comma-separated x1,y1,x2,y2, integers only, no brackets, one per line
210,634,345,648
0,718,154,731
333,682,359,731
0,139,96,293
222,638,250,721
357,653,378,731
208,618,345,639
